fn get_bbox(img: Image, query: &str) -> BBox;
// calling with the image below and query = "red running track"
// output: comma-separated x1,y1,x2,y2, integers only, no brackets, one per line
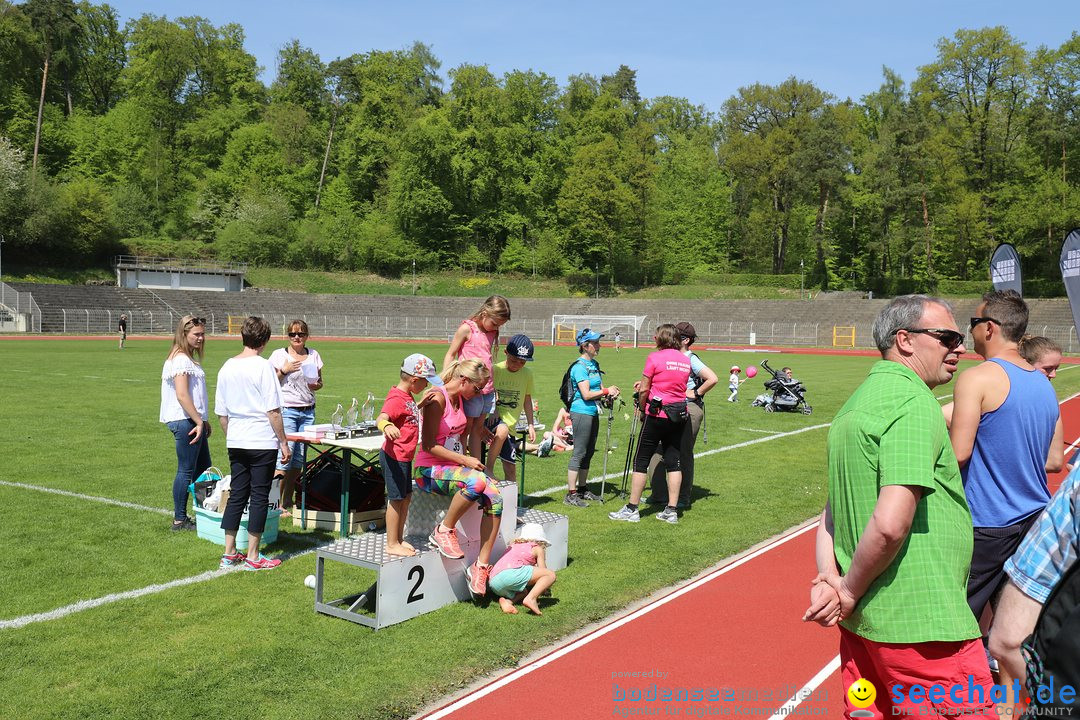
419,392,1080,720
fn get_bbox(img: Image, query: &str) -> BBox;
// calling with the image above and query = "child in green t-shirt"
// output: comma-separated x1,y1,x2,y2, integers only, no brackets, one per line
485,334,536,482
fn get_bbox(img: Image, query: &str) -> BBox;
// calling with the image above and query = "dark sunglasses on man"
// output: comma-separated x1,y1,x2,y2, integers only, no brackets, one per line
895,327,965,351
969,316,999,330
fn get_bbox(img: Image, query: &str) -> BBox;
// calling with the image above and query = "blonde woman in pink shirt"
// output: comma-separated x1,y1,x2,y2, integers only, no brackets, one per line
443,295,511,460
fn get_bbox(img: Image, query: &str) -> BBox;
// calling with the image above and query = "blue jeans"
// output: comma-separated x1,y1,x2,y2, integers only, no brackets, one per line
166,418,212,521
277,406,315,471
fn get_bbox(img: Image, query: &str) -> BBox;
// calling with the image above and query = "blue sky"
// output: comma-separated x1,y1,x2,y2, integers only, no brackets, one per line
105,1,1078,112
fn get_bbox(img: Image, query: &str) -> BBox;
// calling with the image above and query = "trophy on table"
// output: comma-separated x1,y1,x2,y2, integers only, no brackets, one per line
358,391,377,434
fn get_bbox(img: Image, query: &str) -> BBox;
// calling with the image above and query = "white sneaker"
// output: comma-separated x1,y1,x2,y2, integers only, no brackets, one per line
608,505,640,522
537,435,554,457
656,508,679,524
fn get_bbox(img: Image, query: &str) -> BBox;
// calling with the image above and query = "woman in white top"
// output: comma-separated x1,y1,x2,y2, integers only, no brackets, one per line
269,319,324,517
160,315,211,531
214,316,291,571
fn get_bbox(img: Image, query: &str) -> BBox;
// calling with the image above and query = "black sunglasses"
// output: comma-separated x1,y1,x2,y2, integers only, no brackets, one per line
896,327,965,351
185,317,206,327
969,316,1000,330
288,332,308,338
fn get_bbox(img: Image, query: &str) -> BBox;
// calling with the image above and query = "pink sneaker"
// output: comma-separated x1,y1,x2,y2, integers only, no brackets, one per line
219,551,247,568
429,524,464,559
243,555,282,571
466,562,491,599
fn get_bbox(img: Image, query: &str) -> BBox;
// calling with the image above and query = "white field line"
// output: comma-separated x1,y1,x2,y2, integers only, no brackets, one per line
527,424,832,497
768,655,841,720
0,480,172,516
418,522,819,720
738,427,784,434
0,542,321,630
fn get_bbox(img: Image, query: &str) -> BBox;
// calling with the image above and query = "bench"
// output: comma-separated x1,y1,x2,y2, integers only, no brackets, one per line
313,480,569,629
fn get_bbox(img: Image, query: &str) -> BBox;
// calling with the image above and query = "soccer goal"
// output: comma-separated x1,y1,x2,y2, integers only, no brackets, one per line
551,315,648,348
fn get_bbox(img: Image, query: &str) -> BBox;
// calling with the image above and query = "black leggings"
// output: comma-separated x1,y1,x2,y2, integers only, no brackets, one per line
221,447,277,534
633,414,686,473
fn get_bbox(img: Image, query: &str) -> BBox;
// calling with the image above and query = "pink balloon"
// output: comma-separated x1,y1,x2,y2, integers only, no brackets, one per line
746,366,758,378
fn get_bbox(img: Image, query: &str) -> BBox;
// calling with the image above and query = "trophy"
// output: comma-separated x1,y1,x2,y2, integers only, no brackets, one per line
345,397,359,429
330,403,344,432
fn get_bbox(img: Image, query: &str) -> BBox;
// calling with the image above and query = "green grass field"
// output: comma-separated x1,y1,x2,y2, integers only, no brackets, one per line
3,338,1079,720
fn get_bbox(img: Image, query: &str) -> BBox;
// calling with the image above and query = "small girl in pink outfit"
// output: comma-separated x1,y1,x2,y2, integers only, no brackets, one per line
488,523,556,615
444,295,511,460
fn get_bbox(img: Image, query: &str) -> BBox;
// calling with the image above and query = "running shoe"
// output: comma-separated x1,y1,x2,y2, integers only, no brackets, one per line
577,488,602,502
465,561,491,599
171,517,196,531
563,492,589,508
219,551,247,568
608,505,640,522
537,435,554,457
656,508,679,524
429,523,465,559
244,555,282,571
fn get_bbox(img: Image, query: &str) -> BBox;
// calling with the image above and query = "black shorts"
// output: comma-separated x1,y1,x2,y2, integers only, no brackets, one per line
380,450,413,501
633,414,685,473
967,512,1040,618
483,416,519,464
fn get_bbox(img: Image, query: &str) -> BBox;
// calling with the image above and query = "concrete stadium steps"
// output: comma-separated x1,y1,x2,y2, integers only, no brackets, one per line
9,282,1079,350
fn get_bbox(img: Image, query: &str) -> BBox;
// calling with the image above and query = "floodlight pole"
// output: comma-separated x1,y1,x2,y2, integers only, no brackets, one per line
412,259,416,296
595,264,599,299
800,260,804,299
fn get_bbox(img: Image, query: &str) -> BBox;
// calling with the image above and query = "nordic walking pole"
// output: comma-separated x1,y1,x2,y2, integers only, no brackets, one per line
701,398,708,445
598,398,619,500
620,403,641,497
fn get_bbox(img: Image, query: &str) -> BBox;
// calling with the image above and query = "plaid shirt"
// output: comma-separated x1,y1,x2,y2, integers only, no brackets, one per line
830,361,980,643
1004,469,1080,603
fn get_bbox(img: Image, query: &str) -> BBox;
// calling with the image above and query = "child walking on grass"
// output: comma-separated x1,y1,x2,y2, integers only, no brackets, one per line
488,523,556,615
444,295,511,462
727,365,744,402
376,354,442,557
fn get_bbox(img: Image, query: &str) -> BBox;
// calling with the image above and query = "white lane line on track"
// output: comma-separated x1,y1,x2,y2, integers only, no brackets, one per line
0,542,321,630
417,522,820,720
527,424,832,497
0,480,172,516
769,655,841,720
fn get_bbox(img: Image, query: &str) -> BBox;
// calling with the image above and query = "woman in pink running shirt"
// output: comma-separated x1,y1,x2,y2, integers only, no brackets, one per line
609,324,691,525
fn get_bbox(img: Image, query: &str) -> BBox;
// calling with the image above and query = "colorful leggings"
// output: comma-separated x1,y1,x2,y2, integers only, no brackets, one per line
416,465,503,517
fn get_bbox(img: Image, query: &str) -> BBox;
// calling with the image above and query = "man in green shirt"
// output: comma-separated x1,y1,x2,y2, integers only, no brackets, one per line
803,295,995,719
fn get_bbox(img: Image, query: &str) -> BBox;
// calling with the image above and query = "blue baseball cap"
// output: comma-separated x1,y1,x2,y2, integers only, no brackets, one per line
505,334,534,361
576,328,604,345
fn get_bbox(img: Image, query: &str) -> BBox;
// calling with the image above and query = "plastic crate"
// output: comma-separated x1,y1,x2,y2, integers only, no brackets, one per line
194,505,281,550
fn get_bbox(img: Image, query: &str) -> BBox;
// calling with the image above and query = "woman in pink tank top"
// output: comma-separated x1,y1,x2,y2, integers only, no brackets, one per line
444,295,511,462
415,358,504,600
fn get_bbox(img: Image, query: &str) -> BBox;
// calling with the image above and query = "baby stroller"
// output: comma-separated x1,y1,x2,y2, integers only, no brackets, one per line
750,359,813,415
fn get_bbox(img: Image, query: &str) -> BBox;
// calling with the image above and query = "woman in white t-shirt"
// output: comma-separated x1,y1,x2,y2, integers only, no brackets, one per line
269,319,324,517
160,315,211,531
214,316,291,571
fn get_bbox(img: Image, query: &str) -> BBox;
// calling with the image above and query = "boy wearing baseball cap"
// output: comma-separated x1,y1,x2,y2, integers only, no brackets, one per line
376,353,442,557
485,334,537,483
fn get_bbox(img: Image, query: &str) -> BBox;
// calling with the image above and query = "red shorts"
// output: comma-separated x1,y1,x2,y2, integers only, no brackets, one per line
839,627,996,719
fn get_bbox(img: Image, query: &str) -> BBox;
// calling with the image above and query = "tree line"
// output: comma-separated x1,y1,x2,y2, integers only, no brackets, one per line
1,1,1078,293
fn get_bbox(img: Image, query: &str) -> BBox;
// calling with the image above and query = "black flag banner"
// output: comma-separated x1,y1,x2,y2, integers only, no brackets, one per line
1060,229,1080,340
990,242,1022,294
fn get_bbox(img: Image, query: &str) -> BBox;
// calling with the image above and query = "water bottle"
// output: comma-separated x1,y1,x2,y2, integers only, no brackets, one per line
345,397,359,428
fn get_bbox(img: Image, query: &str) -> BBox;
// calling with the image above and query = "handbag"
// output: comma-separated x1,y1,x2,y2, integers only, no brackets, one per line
190,467,224,509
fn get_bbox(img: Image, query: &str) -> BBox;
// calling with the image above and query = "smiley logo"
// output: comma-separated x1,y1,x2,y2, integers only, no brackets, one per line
847,678,876,709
